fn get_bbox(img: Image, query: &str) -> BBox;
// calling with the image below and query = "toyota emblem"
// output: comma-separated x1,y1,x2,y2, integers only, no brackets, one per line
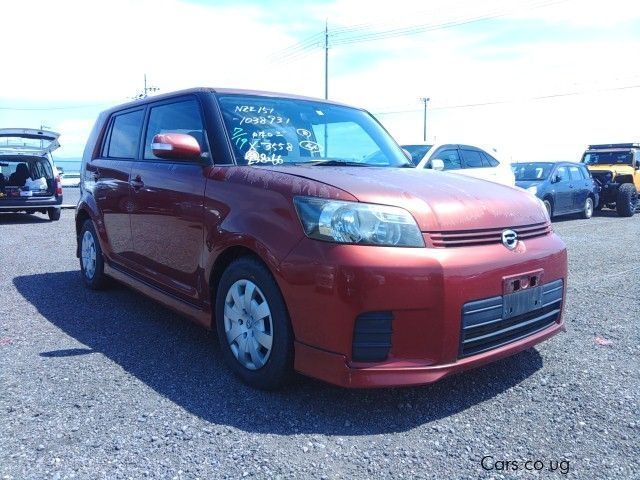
502,229,518,250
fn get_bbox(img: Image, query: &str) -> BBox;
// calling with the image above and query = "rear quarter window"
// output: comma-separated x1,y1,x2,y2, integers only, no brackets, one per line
103,110,144,159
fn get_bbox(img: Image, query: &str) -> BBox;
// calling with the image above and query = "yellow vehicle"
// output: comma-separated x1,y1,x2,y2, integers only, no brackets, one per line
581,143,639,217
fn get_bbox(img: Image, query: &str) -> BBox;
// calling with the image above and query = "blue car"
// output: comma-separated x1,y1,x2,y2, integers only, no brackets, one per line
514,162,599,219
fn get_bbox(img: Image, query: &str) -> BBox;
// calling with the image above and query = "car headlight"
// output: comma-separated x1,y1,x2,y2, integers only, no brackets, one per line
526,185,538,195
293,196,424,247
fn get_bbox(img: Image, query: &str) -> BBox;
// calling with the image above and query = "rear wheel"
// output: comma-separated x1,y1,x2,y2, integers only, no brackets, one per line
215,256,294,390
79,220,108,290
48,208,61,221
616,183,638,217
580,197,593,219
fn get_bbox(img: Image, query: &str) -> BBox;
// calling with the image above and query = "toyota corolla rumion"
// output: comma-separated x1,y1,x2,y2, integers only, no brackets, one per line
76,88,567,389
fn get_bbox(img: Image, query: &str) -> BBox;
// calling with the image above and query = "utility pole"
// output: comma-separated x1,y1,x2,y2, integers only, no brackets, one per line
420,97,430,142
324,20,329,100
134,74,159,99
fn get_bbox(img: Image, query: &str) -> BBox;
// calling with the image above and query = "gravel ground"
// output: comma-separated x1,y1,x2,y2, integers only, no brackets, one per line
1,209,638,480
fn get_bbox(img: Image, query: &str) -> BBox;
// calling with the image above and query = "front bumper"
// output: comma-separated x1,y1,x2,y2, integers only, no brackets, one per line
278,232,567,388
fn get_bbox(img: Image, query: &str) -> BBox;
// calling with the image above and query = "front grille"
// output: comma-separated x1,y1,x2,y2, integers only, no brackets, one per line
459,279,563,358
428,222,551,248
352,311,393,362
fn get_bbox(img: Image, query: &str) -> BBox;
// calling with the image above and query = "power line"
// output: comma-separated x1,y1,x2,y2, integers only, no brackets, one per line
0,103,113,111
271,0,567,63
373,83,640,116
330,0,566,46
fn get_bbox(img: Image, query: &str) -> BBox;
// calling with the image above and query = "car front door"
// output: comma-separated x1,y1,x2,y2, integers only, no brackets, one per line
426,146,463,172
85,108,143,268
552,166,572,213
129,97,209,305
459,147,491,182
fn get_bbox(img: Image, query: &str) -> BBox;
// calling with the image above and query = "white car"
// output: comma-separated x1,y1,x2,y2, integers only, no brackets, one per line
60,172,81,187
403,143,516,187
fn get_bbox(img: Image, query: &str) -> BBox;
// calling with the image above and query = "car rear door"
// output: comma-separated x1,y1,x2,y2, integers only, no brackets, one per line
568,165,589,210
85,108,143,267
459,147,492,182
128,96,209,305
552,166,573,213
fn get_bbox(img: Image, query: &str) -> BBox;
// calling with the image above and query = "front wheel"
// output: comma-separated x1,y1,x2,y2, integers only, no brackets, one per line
580,197,593,219
616,183,638,217
215,257,294,390
543,199,553,219
79,220,108,290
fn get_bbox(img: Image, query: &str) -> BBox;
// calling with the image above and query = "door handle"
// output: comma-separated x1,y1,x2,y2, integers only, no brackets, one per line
130,176,144,190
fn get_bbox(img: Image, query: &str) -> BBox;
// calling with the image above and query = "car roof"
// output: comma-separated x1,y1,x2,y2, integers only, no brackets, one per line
515,161,583,166
99,87,357,116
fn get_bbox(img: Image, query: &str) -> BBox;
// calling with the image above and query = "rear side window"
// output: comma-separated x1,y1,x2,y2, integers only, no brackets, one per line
460,149,484,168
568,166,582,180
105,110,144,158
144,99,207,160
430,148,462,170
481,151,500,167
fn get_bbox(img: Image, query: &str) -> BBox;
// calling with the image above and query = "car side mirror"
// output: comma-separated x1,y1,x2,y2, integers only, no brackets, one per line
151,133,201,160
431,158,445,171
551,174,560,183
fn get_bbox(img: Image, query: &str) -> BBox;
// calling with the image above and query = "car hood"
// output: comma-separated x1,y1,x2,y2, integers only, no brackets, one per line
263,165,547,231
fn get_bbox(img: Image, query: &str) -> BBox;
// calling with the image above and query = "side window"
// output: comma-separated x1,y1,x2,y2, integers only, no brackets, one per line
482,151,500,167
555,166,569,182
460,149,484,168
105,110,144,158
430,148,462,170
144,99,206,160
568,166,582,180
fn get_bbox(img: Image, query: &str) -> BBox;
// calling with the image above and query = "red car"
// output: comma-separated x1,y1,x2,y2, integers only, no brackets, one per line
76,88,567,389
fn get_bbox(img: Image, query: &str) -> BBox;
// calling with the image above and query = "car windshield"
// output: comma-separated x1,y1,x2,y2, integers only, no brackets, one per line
513,162,554,181
401,144,433,163
582,151,633,165
217,94,411,167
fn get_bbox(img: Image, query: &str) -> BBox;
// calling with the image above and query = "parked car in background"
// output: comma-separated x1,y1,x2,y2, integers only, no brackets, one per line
0,128,63,221
76,88,567,390
514,161,598,219
60,171,81,187
403,143,516,187
581,143,639,217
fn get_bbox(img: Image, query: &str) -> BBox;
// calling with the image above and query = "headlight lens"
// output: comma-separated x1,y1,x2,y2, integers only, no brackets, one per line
293,196,424,247
526,185,538,195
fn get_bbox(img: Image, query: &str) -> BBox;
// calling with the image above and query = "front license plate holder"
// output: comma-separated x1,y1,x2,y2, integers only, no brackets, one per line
503,286,543,319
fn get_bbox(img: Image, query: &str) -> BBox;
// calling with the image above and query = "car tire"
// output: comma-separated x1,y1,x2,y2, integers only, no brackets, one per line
543,199,553,219
48,208,61,221
580,197,593,219
616,183,638,217
79,219,108,290
215,256,294,390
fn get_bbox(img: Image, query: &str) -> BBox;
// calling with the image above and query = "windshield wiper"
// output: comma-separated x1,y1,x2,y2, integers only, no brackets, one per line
305,159,372,167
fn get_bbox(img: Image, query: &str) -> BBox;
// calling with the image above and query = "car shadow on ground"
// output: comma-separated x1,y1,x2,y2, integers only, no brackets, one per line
0,213,52,224
15,271,544,436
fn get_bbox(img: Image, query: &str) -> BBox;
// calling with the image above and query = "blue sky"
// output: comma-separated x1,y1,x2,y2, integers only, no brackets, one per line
1,0,639,162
